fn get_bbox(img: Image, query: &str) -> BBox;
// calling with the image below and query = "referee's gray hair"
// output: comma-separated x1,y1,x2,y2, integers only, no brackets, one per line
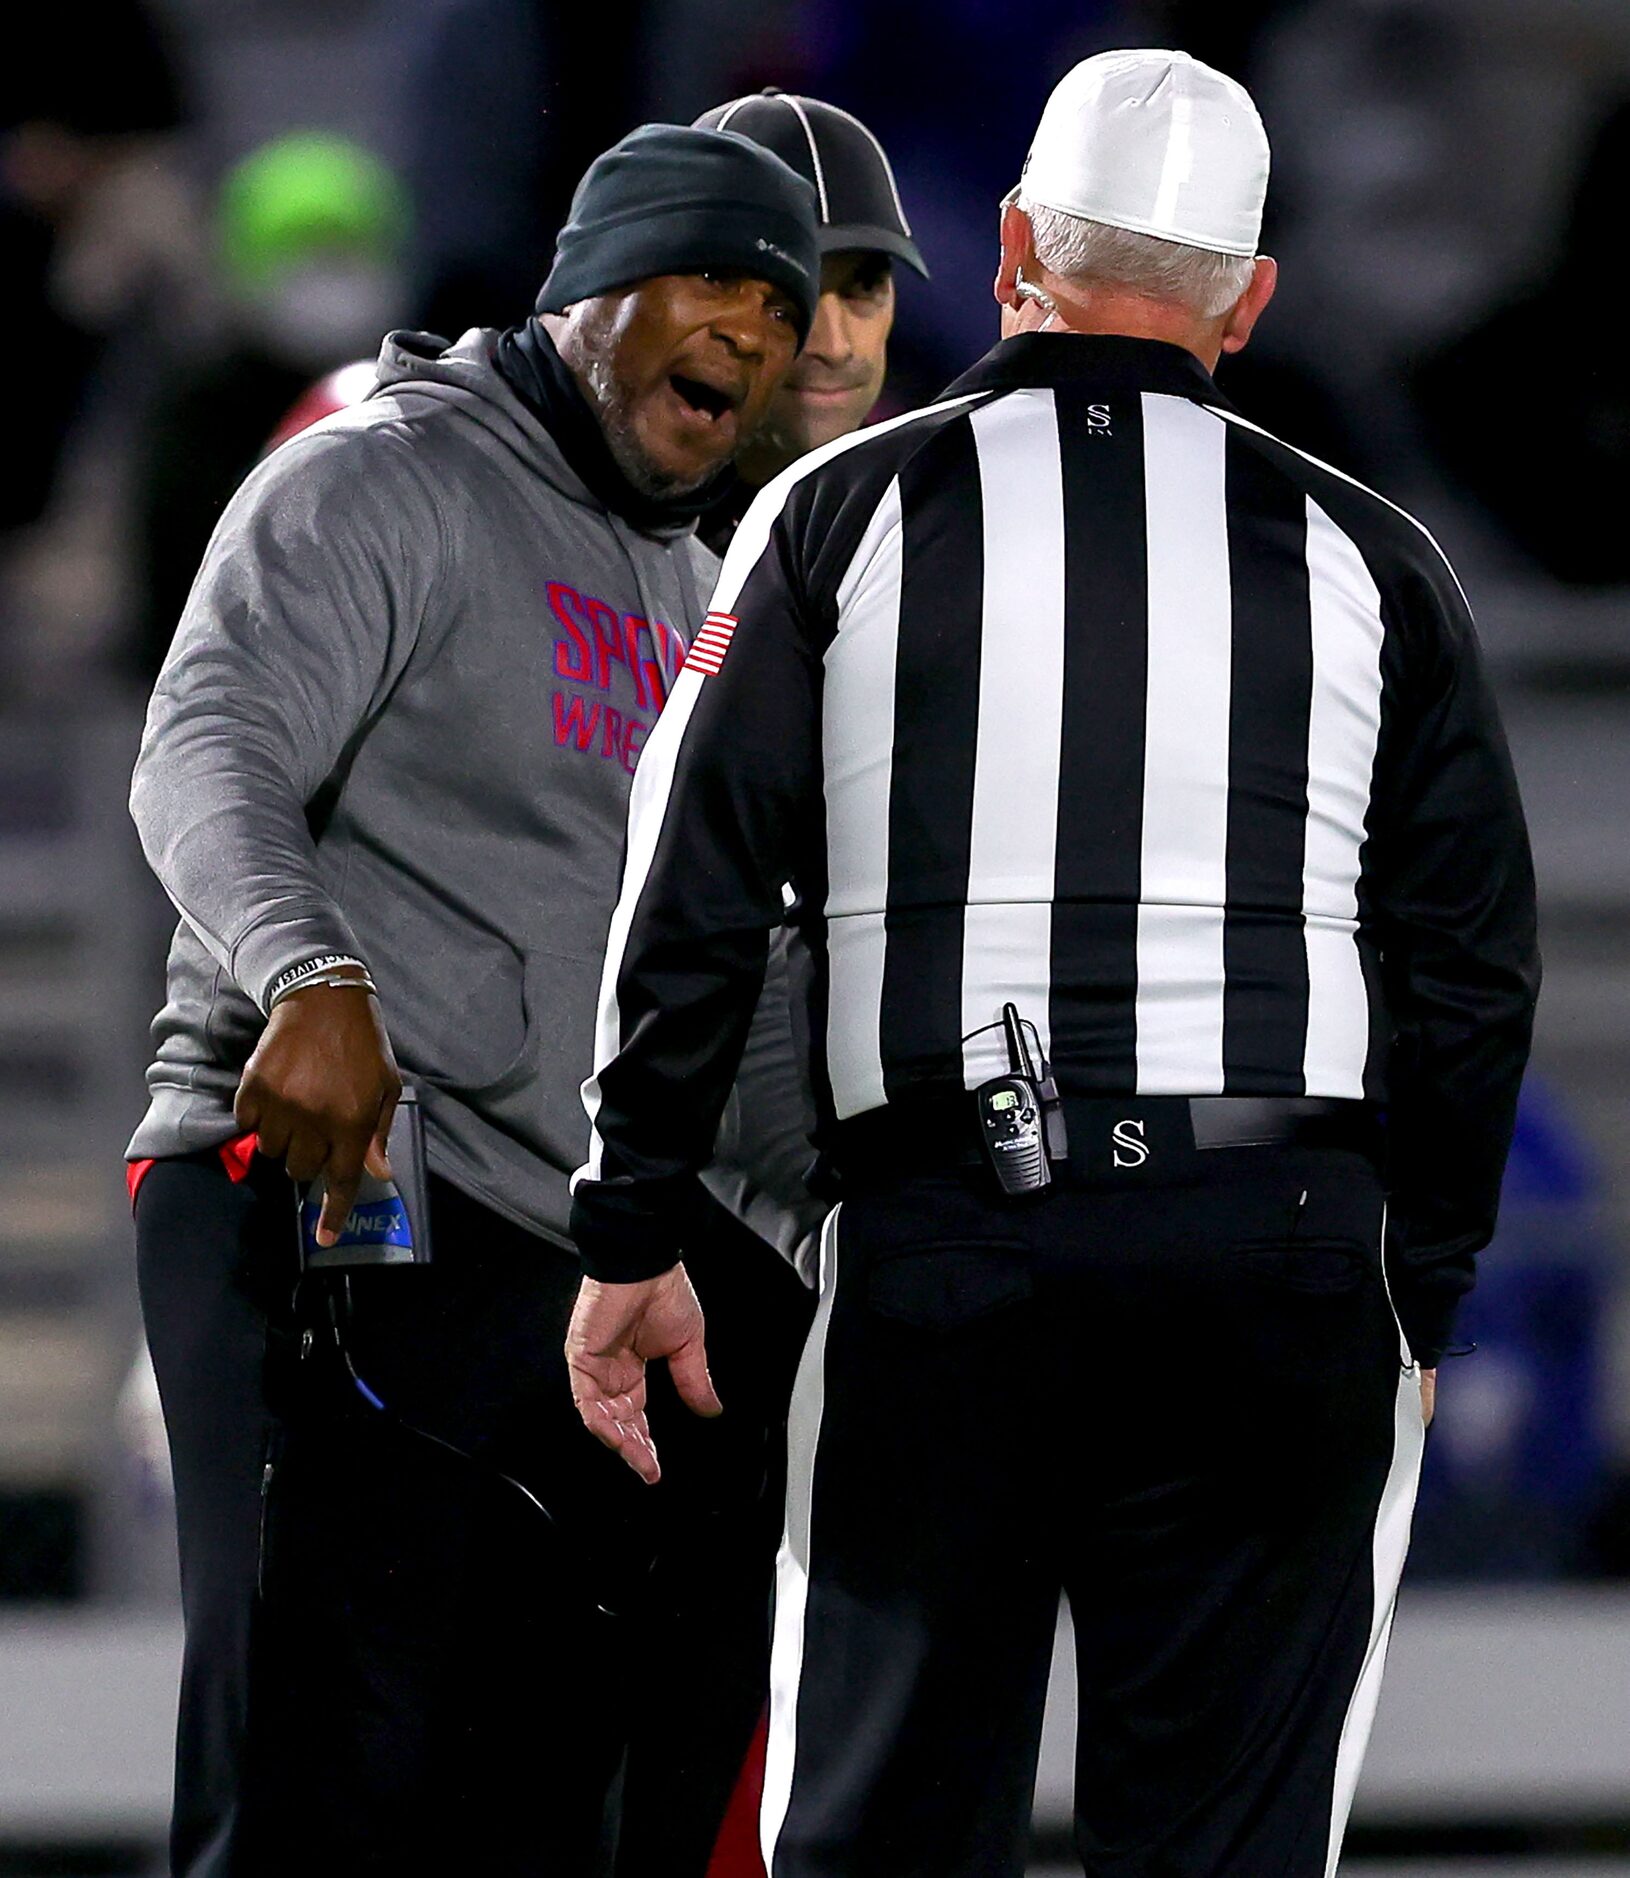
1018,194,1256,320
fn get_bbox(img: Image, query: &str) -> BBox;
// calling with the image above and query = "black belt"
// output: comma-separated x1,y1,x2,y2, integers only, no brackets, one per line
828,1093,1382,1190
1187,1096,1378,1150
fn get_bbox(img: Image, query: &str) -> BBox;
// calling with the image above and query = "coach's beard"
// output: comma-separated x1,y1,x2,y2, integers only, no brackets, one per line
583,354,719,503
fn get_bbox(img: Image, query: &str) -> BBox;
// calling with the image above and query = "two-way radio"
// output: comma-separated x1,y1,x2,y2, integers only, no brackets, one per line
974,1004,1068,1197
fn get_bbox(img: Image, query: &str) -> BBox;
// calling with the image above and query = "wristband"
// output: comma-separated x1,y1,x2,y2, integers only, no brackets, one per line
273,966,379,1006
266,954,374,1009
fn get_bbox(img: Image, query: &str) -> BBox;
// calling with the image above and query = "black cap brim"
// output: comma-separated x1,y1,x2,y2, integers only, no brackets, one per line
820,223,929,278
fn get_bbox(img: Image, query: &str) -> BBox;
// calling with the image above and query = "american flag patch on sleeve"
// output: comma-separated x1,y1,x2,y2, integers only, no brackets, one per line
685,611,738,677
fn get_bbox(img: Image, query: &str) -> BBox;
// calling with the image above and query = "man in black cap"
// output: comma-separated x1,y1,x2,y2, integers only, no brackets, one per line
128,123,820,1878
659,94,931,1862
694,90,928,552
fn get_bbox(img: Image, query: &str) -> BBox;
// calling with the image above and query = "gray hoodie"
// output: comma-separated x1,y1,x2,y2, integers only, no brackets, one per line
129,328,811,1252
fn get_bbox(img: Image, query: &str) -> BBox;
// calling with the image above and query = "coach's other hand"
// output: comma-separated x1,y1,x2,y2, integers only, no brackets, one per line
1421,1368,1436,1428
233,973,400,1245
566,1268,722,1485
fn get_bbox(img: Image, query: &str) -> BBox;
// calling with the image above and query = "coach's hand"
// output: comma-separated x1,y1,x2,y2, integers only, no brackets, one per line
234,974,400,1245
566,1267,722,1486
1421,1367,1436,1428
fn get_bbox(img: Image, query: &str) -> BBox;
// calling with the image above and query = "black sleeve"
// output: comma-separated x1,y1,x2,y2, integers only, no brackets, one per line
570,483,826,1282
1368,560,1541,1367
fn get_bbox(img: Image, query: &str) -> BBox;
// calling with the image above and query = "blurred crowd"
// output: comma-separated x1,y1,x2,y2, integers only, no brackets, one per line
4,0,1630,1594
7,0,1630,695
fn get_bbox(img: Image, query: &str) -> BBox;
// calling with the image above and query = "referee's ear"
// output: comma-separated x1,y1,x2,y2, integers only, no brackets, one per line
994,196,1039,315
1219,256,1279,357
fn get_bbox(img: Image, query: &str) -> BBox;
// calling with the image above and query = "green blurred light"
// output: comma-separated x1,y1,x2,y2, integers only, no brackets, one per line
218,131,410,290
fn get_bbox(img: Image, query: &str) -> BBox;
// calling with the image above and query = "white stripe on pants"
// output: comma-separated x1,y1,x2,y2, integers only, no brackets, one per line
761,1205,842,1871
1323,1322,1426,1874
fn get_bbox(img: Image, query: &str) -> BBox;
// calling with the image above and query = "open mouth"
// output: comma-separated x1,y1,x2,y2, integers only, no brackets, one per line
668,372,739,423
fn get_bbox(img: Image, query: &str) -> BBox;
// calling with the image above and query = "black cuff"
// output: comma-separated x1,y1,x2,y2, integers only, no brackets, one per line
1390,1281,1463,1371
1383,1218,1481,1371
569,1178,689,1284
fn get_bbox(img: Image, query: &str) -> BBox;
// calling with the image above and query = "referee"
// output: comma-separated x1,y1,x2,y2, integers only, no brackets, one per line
567,50,1540,1878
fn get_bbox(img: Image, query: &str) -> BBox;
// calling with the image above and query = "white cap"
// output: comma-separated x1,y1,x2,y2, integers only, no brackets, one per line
1018,49,1269,258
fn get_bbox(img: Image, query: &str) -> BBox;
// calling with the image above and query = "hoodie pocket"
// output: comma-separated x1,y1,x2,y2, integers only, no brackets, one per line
488,944,606,1124
346,853,531,1095
398,927,529,1095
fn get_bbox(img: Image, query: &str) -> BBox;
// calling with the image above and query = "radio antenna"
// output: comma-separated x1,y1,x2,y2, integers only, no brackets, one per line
1001,1002,1036,1080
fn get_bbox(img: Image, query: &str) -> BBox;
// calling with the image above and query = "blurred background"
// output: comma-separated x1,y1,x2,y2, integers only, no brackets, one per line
2,0,1628,1871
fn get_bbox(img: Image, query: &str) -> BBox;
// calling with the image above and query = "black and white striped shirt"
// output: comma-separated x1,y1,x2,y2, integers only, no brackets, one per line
572,335,1538,1353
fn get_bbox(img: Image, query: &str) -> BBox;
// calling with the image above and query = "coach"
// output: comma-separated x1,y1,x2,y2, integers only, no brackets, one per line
567,51,1540,1878
128,126,817,1876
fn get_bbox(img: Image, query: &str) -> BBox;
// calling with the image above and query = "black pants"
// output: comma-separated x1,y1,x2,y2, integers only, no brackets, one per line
135,1152,813,1878
763,1143,1424,1878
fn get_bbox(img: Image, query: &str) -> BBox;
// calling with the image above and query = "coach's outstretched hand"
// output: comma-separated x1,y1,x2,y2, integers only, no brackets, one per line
566,1267,722,1485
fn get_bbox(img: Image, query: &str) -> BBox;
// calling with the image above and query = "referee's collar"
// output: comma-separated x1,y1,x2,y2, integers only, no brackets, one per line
942,332,1230,406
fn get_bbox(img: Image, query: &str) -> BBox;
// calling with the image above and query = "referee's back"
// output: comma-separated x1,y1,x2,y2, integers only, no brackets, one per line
580,331,1537,1360
796,335,1528,1119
